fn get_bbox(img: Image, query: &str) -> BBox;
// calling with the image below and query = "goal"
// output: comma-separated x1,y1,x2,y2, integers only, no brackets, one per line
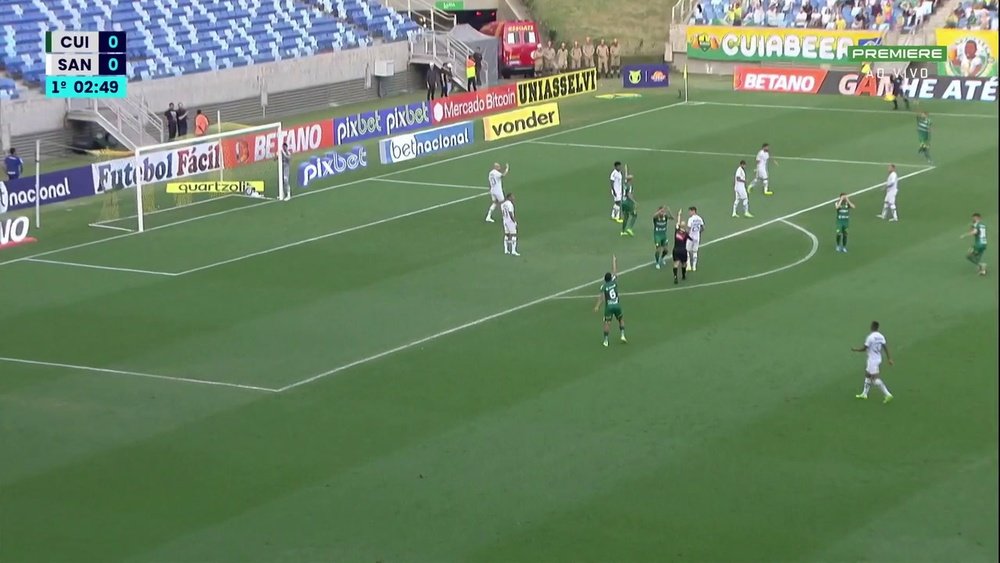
91,122,285,233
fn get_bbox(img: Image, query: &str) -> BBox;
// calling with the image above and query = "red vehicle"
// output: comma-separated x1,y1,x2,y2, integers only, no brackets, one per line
481,20,541,79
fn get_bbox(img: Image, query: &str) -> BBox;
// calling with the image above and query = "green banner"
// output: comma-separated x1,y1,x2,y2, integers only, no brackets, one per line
686,26,885,64
435,0,464,9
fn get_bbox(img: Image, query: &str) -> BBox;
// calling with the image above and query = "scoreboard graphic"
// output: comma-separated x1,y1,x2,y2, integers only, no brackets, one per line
45,31,127,98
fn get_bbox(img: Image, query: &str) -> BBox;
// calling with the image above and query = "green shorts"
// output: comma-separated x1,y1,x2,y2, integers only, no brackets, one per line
918,132,929,144
971,245,987,261
836,220,849,233
654,234,668,247
604,304,623,321
621,200,635,214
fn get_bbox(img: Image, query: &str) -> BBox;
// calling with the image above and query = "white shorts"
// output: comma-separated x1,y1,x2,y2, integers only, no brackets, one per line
884,190,897,205
612,190,623,203
756,167,768,180
503,221,517,235
686,238,699,252
866,359,881,376
735,186,748,200
490,189,505,203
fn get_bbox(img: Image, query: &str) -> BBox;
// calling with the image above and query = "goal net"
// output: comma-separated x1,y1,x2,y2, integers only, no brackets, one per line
91,122,284,233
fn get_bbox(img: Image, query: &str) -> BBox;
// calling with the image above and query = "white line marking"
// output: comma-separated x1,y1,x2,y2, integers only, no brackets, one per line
174,193,486,276
88,222,134,232
0,101,689,269
276,166,934,392
696,101,999,119
25,258,179,276
375,178,488,191
554,220,819,299
530,140,926,168
0,356,279,393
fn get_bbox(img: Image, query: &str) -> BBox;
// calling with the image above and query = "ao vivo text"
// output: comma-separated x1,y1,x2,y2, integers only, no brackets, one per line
0,216,35,249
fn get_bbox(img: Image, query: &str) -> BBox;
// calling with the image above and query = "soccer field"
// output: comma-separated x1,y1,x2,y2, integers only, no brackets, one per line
1,83,997,562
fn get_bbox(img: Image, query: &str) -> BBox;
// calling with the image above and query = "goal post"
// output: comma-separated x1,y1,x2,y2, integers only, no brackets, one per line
93,121,285,233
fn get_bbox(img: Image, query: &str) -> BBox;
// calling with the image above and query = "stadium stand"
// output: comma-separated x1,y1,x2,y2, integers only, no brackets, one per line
0,0,420,88
944,0,998,28
689,0,956,31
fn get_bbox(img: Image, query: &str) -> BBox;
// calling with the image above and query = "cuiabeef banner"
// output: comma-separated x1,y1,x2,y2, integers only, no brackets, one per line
687,26,883,64
935,28,997,77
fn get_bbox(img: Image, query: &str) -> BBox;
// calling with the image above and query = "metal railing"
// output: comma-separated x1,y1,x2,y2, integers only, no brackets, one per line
395,0,457,32
67,95,164,150
409,29,489,90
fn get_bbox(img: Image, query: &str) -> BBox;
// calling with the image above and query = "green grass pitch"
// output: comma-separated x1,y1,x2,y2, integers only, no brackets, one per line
1,80,997,562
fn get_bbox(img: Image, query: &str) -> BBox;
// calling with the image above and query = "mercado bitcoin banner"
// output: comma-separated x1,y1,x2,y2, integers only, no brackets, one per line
935,28,997,77
687,26,883,64
515,68,597,106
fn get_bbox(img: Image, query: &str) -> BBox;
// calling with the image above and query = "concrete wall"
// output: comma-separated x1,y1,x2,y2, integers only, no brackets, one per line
0,42,412,140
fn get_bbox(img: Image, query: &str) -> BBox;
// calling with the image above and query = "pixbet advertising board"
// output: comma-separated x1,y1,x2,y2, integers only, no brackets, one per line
335,102,433,145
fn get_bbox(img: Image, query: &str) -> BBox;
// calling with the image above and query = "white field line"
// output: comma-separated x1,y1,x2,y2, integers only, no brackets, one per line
276,166,934,392
530,141,926,168
88,223,134,232
173,193,486,276
375,179,488,191
0,356,279,393
25,258,179,276
695,101,999,119
0,101,691,269
554,219,819,299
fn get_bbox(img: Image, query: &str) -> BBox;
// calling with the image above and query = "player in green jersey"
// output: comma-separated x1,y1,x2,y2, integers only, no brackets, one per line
619,175,637,237
652,206,674,269
917,112,932,163
961,213,988,276
594,255,626,347
835,192,856,253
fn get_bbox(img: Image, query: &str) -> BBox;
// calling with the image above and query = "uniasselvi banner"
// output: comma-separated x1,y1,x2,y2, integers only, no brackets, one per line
935,28,997,77
686,26,884,64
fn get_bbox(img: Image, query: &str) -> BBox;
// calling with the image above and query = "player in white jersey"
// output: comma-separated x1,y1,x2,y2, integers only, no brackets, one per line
485,162,509,223
609,161,624,222
731,159,753,218
278,141,292,200
749,143,776,196
852,321,894,403
501,193,519,256
878,164,899,222
686,206,704,271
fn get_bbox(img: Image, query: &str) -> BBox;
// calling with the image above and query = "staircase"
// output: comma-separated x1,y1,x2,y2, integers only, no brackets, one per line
409,29,481,92
65,96,164,151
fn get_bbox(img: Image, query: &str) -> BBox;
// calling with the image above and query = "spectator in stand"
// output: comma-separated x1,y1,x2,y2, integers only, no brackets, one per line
821,5,834,27
767,3,783,25
751,1,766,25
195,109,209,136
3,147,23,180
836,13,848,28
176,103,188,137
165,103,177,140
693,2,706,23
426,64,439,100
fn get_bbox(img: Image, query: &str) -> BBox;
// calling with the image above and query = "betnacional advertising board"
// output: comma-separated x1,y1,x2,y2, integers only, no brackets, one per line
733,65,999,102
378,121,475,164
688,26,884,64
0,167,97,213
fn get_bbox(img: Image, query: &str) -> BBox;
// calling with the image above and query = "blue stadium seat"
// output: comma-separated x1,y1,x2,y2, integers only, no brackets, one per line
0,0,402,86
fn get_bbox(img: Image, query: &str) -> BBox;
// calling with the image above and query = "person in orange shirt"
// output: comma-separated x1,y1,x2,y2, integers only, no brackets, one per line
194,109,209,136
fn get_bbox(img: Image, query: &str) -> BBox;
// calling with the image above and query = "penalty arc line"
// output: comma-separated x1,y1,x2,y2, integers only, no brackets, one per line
553,220,819,300
0,101,691,269
276,166,934,393
0,356,280,393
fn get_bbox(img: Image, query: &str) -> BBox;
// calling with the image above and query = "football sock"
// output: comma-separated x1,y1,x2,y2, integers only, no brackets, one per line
511,236,518,253
681,265,687,279
861,378,871,398
486,202,496,219
672,266,678,278
880,204,888,218
890,205,897,220
691,252,698,269
874,378,891,397
655,251,662,264
743,200,749,214
603,330,609,342
612,204,620,219
763,180,770,191
842,232,848,248
732,199,739,215
619,322,625,335
836,233,842,247
967,254,980,264
627,214,636,229
504,239,511,253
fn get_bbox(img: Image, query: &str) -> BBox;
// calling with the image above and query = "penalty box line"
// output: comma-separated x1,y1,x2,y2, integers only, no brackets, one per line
0,101,691,270
275,165,935,393
529,141,930,168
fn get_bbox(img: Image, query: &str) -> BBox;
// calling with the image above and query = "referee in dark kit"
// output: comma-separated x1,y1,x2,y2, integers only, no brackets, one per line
889,73,910,111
